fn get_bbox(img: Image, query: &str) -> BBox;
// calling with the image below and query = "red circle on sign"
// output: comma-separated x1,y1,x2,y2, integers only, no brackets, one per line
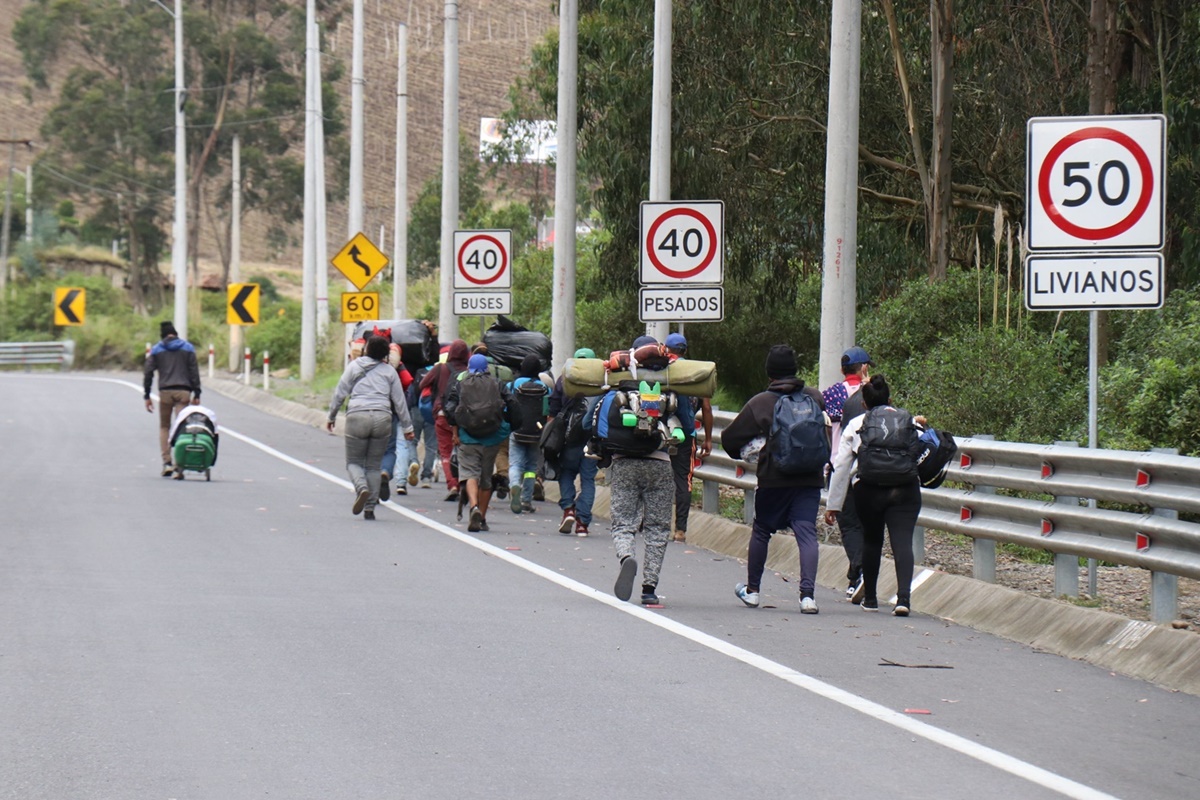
457,234,508,285
645,207,718,279
1037,127,1154,241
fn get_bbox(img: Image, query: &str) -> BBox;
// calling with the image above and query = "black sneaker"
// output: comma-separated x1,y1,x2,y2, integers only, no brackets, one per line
614,556,638,602
641,588,660,605
467,505,483,532
479,519,490,531
363,510,376,521
861,599,879,612
379,477,390,502
395,483,407,496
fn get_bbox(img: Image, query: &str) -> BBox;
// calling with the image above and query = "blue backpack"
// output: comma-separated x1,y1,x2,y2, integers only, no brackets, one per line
768,390,830,475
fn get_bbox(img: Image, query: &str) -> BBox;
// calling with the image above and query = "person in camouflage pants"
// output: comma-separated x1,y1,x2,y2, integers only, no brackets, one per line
609,454,675,605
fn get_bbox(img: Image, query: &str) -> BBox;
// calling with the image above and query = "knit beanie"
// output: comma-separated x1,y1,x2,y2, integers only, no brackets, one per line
519,354,541,378
765,344,797,379
160,321,178,338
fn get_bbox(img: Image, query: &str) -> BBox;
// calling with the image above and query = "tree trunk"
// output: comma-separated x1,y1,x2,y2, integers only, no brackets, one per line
125,206,146,316
929,0,954,281
881,0,931,220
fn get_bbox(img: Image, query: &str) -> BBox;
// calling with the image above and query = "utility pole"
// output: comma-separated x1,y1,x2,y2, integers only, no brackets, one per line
229,134,242,372
0,138,33,294
301,3,319,382
172,0,188,339
817,0,863,389
645,0,672,342
550,0,578,373
438,0,460,340
393,23,408,320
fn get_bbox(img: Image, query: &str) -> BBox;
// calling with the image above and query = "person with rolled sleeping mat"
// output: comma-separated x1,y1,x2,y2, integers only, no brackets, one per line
602,335,682,606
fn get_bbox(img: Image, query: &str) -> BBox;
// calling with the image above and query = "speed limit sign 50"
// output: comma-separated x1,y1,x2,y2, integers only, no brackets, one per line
640,201,724,284
1027,115,1165,251
453,229,512,289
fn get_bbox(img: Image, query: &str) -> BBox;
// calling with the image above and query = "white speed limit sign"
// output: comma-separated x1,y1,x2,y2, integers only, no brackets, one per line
453,229,512,289
1027,115,1165,251
639,201,724,284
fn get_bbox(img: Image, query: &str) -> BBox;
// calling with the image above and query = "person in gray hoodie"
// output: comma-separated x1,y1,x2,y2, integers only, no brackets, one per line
327,336,415,520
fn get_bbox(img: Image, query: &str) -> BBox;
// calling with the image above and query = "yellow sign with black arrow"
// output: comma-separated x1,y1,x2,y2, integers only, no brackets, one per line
331,232,389,290
227,283,261,325
54,287,86,326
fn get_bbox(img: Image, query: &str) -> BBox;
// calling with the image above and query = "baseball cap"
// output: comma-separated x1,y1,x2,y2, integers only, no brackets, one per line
573,347,596,359
664,332,688,350
631,335,658,349
468,354,489,374
841,346,874,367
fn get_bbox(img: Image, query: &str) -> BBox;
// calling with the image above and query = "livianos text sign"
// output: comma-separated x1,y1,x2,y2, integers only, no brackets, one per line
1025,114,1165,310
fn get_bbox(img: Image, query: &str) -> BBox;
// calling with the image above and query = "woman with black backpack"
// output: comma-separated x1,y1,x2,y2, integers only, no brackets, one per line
824,375,924,616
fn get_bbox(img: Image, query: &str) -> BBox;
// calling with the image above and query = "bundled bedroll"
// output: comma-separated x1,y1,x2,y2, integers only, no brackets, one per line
562,357,717,398
351,319,440,369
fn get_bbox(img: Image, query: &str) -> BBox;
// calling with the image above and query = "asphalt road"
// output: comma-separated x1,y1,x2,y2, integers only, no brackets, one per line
2,372,1197,800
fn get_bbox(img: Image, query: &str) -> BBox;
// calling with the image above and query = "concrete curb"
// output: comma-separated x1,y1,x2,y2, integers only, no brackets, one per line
210,379,1200,697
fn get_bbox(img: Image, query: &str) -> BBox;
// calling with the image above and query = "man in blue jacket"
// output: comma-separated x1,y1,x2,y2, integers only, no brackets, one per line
143,321,202,476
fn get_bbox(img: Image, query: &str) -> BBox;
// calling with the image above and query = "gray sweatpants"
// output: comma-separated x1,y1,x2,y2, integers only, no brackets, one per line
345,410,392,511
609,457,674,589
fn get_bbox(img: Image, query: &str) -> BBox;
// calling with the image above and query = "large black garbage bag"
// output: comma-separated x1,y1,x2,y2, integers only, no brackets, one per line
482,317,552,372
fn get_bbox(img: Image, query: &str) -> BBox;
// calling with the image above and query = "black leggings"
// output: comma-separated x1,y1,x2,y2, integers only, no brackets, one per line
852,480,922,605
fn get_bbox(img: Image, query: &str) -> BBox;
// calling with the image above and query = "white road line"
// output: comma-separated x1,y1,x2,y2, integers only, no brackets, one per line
38,376,1123,800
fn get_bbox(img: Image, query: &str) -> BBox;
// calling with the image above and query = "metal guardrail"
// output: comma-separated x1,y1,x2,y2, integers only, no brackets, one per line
696,410,1200,623
0,341,76,370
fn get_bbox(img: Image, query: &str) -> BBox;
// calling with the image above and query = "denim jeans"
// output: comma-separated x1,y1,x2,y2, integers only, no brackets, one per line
382,416,400,479
508,437,539,505
557,444,598,525
407,409,438,479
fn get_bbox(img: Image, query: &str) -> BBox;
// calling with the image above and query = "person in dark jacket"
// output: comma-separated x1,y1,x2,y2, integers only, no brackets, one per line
721,344,829,614
419,339,471,501
143,321,202,476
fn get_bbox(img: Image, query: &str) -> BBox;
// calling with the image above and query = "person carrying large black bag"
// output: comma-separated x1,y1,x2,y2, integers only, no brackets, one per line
825,375,925,617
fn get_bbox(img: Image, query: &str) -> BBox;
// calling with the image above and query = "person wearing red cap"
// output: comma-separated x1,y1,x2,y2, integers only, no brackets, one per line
821,345,874,600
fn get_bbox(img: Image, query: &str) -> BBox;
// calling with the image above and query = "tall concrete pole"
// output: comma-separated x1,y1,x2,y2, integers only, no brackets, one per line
393,23,408,320
24,164,32,244
817,0,863,389
172,0,189,339
438,1,460,339
229,134,242,372
349,0,365,239
550,0,578,372
300,3,319,381
645,0,672,342
0,143,14,289
314,24,329,341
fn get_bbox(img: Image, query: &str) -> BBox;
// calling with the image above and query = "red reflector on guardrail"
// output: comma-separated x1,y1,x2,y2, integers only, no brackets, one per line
1041,462,1054,479
1136,533,1150,551
1041,518,1054,536
1136,469,1151,488
960,453,973,469
735,465,745,479
960,507,973,522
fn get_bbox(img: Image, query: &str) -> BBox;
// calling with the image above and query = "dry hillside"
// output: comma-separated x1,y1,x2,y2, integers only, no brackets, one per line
0,0,555,269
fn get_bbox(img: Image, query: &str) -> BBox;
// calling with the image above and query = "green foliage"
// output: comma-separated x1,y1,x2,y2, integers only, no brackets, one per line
1099,289,1200,456
244,299,302,372
407,137,488,274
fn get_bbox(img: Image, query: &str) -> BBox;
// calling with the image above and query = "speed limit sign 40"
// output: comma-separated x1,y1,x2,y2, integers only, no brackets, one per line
1027,115,1165,251
640,201,724,284
453,229,512,289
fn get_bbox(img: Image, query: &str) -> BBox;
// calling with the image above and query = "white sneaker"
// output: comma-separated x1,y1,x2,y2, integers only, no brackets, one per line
800,596,819,614
735,583,760,608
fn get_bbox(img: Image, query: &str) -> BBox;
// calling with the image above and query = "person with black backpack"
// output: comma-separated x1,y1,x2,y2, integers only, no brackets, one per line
721,344,829,614
507,355,549,515
824,375,924,617
546,347,600,536
444,354,520,532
